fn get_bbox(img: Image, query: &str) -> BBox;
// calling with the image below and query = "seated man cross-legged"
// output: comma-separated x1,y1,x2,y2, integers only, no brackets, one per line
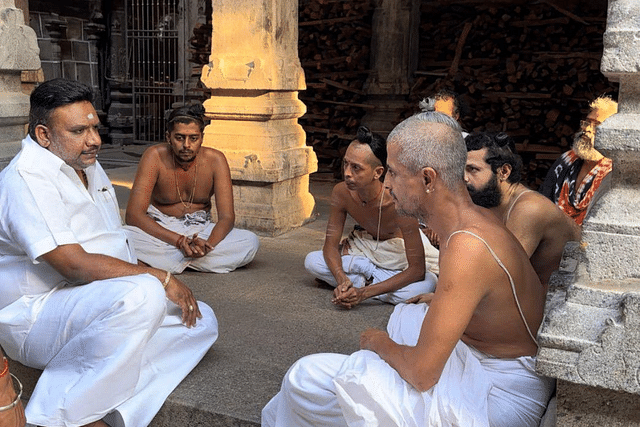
465,132,581,288
0,78,218,427
264,112,554,427
304,126,439,308
124,104,259,274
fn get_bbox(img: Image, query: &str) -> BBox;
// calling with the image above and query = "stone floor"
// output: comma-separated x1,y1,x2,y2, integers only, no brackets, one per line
11,145,395,426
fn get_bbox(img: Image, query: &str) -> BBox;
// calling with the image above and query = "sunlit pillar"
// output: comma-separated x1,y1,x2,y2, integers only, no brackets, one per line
201,0,317,235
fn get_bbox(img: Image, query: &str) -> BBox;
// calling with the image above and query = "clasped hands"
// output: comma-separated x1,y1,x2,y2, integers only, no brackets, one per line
176,234,213,258
332,279,365,309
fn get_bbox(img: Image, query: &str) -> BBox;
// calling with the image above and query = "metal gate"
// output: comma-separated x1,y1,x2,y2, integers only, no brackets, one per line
126,0,187,144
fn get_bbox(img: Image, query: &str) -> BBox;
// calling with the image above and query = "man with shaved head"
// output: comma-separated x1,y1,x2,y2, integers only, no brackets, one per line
263,112,554,427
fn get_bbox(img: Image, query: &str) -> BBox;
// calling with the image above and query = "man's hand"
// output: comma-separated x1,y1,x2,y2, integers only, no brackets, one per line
0,370,25,427
187,235,214,258
332,280,366,309
360,328,390,352
405,292,434,305
177,234,213,258
422,227,440,249
164,275,202,327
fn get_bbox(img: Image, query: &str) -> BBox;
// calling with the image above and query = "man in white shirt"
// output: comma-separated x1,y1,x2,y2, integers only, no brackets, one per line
0,78,218,427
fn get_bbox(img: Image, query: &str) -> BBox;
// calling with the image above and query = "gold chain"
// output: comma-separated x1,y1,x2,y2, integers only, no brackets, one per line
173,153,198,211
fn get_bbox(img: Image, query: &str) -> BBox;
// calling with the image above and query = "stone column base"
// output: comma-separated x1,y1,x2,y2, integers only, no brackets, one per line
222,174,316,236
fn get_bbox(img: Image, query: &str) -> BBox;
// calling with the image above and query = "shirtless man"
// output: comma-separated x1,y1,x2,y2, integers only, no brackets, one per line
263,112,554,427
304,126,439,307
539,97,618,225
465,132,581,287
124,104,259,274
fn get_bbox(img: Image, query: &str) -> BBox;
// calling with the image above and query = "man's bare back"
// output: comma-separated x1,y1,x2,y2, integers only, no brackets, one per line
442,207,544,358
504,187,581,287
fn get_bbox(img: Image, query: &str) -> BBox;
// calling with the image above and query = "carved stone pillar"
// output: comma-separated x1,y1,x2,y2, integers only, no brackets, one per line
361,0,419,134
200,0,317,235
536,1,640,424
0,0,40,169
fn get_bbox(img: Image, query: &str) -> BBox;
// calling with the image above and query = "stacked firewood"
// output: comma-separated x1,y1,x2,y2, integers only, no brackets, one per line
407,1,615,188
298,0,374,175
298,0,616,187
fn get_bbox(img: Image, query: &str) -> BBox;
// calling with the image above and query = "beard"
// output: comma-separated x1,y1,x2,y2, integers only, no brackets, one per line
467,174,502,208
572,130,603,161
390,190,426,222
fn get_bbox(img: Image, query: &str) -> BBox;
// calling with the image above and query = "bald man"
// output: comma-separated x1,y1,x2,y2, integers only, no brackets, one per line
263,112,554,427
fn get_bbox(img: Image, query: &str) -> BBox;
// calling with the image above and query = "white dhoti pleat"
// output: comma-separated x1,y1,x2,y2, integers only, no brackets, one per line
262,304,554,427
262,353,350,427
124,205,259,274
1,274,217,427
304,251,437,304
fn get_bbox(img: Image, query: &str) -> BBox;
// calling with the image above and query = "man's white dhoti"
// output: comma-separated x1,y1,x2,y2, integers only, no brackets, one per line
0,274,218,427
304,229,439,304
124,205,260,274
262,304,555,427
0,136,219,426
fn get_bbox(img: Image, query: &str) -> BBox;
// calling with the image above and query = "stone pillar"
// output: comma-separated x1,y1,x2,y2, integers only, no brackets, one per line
0,0,40,169
200,0,317,235
361,0,419,134
536,1,640,425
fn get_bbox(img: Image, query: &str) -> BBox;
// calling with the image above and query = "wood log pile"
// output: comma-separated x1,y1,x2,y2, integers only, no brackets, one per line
298,0,616,188
298,0,374,175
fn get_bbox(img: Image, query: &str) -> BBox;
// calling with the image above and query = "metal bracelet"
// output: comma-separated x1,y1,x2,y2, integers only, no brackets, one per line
0,373,23,412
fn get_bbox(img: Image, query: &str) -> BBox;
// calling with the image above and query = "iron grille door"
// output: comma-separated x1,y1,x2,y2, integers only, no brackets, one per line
126,0,186,144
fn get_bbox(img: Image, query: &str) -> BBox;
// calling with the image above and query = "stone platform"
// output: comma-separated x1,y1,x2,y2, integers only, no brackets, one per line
10,146,394,426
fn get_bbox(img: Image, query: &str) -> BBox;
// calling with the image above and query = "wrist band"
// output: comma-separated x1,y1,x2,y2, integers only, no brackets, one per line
0,358,7,378
162,271,171,288
0,373,22,412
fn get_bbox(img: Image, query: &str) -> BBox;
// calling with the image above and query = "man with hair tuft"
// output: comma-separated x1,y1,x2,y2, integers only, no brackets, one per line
304,126,439,307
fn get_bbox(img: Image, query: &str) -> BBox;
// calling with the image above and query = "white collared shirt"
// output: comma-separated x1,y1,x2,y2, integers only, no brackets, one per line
0,136,136,309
